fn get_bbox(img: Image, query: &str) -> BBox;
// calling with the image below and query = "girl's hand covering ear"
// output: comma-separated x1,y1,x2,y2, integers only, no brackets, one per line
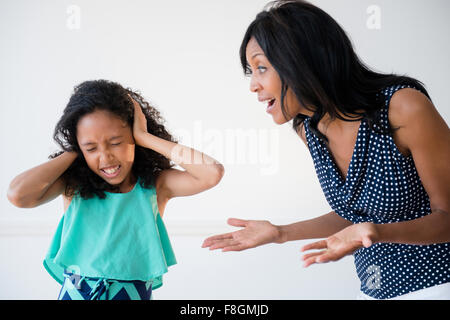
130,95,148,146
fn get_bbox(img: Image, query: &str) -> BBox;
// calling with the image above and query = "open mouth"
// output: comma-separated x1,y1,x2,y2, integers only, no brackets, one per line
100,165,121,178
266,98,276,113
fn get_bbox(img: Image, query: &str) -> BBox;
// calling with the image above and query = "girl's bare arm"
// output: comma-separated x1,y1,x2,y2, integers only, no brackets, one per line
7,152,77,208
131,99,224,202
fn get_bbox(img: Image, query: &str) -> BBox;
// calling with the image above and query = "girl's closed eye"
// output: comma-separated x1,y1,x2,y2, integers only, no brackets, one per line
86,142,121,152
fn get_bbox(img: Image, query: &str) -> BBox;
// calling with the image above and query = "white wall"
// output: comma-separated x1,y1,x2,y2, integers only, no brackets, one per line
0,0,448,299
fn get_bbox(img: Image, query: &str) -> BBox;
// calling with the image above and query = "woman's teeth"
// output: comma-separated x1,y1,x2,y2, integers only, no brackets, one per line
266,99,276,113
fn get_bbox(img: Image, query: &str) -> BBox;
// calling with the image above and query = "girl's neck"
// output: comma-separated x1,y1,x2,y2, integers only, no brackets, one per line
110,172,137,193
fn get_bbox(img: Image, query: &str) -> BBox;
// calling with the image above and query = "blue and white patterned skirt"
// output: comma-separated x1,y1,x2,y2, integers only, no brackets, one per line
58,270,153,300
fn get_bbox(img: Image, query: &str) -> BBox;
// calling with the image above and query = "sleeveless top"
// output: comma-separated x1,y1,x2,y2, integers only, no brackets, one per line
43,178,177,290
303,84,450,299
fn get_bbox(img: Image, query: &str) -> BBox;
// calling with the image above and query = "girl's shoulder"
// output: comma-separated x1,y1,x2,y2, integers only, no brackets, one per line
62,193,73,212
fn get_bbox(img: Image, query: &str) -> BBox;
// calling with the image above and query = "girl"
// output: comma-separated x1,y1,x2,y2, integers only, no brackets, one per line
202,0,450,300
7,79,224,300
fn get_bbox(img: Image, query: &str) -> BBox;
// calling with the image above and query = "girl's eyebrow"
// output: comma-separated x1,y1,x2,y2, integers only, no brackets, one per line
81,136,123,146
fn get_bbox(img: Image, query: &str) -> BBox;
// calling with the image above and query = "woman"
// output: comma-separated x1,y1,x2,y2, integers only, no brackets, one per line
202,0,450,300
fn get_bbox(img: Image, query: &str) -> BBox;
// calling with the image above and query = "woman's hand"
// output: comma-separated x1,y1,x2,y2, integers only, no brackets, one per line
202,218,283,252
130,95,149,146
300,222,378,267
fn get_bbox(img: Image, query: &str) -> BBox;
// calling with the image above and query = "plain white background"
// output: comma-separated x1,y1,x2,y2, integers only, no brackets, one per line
0,0,449,299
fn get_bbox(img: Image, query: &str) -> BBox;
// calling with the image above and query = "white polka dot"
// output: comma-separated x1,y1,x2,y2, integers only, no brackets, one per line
303,84,450,299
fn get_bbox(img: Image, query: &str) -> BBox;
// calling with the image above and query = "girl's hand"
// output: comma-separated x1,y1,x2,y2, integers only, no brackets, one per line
301,222,378,267
130,95,148,146
202,218,282,252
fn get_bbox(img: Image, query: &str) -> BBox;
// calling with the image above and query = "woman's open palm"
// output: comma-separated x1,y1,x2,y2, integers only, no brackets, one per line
202,218,281,252
301,222,378,267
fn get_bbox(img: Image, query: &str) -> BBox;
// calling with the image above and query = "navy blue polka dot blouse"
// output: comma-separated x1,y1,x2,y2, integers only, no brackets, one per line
303,84,450,299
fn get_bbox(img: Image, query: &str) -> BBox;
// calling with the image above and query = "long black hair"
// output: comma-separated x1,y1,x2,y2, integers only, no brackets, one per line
50,79,176,199
240,0,430,141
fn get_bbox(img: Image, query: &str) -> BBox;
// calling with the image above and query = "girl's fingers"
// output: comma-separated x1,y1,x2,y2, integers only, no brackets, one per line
301,240,327,252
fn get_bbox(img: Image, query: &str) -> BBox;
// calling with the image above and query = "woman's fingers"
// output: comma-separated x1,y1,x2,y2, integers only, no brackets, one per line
300,239,327,252
302,250,326,267
301,251,323,261
303,256,320,268
222,243,248,252
209,239,240,251
202,232,233,247
202,218,248,247
227,218,249,228
301,239,333,267
302,250,336,267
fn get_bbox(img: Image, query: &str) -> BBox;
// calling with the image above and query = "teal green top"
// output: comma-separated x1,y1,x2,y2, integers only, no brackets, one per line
43,178,176,290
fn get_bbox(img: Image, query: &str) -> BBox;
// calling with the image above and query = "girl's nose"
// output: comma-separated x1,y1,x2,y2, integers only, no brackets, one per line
99,149,114,163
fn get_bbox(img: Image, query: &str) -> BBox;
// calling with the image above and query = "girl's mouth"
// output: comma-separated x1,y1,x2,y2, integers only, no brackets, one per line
100,165,121,178
266,99,276,113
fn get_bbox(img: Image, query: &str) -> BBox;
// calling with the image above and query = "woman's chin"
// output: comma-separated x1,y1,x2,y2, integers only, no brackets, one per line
272,114,290,125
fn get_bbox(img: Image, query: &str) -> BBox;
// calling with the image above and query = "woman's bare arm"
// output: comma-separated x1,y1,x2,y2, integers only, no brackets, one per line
202,211,352,251
277,211,352,243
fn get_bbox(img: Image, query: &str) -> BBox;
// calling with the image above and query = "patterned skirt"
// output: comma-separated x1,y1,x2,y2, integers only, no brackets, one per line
58,271,153,300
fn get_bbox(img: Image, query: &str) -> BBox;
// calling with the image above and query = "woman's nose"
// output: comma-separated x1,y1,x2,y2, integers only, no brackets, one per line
249,76,261,93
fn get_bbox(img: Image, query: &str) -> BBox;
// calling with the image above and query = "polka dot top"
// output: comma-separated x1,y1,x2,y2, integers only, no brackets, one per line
303,84,450,299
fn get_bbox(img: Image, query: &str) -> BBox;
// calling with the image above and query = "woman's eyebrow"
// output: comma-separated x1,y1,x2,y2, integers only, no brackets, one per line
80,136,123,146
251,52,265,59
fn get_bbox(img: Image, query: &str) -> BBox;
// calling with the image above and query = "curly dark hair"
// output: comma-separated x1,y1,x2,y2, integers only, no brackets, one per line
50,79,177,199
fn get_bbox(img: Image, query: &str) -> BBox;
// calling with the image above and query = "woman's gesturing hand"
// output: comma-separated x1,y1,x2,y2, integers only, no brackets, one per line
301,222,378,267
202,218,283,252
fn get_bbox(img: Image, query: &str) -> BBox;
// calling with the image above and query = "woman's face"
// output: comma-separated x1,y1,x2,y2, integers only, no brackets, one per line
245,37,307,124
76,109,135,187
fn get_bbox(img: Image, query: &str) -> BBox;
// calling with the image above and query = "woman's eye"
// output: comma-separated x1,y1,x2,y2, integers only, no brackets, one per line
257,66,267,73
111,142,122,146
87,148,96,152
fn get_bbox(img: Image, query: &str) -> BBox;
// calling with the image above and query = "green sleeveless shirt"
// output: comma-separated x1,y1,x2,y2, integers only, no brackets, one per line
43,178,176,290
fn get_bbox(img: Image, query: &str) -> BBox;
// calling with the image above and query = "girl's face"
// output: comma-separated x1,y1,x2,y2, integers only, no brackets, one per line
76,109,135,188
245,37,310,124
